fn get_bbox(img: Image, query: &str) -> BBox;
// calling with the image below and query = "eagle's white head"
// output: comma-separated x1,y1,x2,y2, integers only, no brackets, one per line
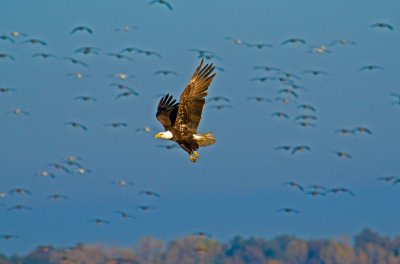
154,131,173,140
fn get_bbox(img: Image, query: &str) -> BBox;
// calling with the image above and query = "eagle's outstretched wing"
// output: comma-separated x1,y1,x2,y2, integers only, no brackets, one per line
156,94,179,131
176,59,216,130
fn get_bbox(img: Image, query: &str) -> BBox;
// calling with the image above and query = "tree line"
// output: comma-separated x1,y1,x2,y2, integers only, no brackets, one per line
1,228,400,264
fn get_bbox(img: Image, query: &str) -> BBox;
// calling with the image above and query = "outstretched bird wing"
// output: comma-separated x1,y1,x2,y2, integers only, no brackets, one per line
175,59,216,131
156,94,179,131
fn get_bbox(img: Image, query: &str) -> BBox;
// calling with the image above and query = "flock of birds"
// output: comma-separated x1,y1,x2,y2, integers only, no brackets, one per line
216,23,395,215
0,154,162,242
0,0,398,257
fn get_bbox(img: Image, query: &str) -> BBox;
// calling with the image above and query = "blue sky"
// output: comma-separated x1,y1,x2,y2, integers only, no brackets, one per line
1,0,400,255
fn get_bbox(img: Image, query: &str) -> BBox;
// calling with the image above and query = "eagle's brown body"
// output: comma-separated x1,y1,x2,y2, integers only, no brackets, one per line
155,59,216,162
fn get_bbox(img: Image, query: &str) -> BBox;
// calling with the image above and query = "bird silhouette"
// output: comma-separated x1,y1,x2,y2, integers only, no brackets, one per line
110,83,133,90
75,96,97,102
285,182,304,192
76,167,92,175
215,66,225,72
115,90,139,99
200,53,222,61
136,205,156,211
139,190,160,197
31,53,56,59
278,89,299,98
136,126,156,133
281,38,306,45
48,162,71,174
7,108,29,115
9,31,28,38
297,104,316,112
207,96,230,103
393,179,400,186
335,128,352,135
0,87,16,93
0,35,15,43
275,146,292,152
70,26,93,34
302,70,329,76
295,114,317,121
90,218,110,225
253,65,281,72
247,96,273,103
64,122,88,131
64,155,82,163
371,22,394,31
329,188,355,196
225,37,244,45
306,191,326,197
62,156,83,168
35,170,55,179
23,38,47,46
208,105,232,110
63,57,89,67
107,52,133,61
8,204,33,211
154,70,178,76
115,210,134,219
158,144,179,150
75,46,100,55
272,112,290,119
111,180,135,187
360,65,384,71
122,47,162,58
244,42,273,49
276,96,296,104
292,145,311,155
330,39,356,46
309,45,332,54
390,93,400,100
115,25,139,32
189,48,216,58
377,176,398,182
307,185,328,192
297,122,316,128
0,53,15,60
1,234,18,240
277,71,301,80
10,188,32,195
103,122,128,128
67,72,89,79
150,0,173,10
47,194,69,200
278,208,300,213
251,76,273,82
334,151,352,159
352,127,372,135
110,73,135,81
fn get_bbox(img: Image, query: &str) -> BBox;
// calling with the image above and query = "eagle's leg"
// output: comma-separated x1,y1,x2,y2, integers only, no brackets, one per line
179,143,197,162
193,151,199,158
189,154,197,162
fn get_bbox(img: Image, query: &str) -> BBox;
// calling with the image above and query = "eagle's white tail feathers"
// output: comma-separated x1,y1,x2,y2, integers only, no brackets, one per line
193,132,216,147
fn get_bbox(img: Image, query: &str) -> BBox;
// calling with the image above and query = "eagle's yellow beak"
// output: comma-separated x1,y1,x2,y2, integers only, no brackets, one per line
155,133,162,139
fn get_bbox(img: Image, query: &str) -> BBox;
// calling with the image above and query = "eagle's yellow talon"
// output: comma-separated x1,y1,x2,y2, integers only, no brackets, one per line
193,151,199,158
189,155,197,162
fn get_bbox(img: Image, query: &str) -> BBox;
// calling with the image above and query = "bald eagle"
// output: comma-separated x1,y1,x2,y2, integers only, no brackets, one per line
155,59,216,162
